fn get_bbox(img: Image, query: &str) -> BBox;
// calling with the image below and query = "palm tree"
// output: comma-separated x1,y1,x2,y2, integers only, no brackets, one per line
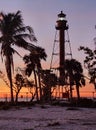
74,72,85,100
23,46,47,101
23,54,39,101
65,59,85,100
0,11,37,103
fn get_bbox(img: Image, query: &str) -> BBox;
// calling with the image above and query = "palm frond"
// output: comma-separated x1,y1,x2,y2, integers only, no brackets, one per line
12,47,22,58
14,33,37,42
15,38,37,51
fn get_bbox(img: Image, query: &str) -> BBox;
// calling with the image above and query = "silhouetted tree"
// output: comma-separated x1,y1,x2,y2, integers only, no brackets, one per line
23,46,47,101
65,59,85,100
0,11,37,103
41,69,58,102
14,73,34,102
14,73,24,102
79,46,96,89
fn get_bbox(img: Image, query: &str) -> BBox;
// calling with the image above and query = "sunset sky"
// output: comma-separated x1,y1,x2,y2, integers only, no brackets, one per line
0,0,96,96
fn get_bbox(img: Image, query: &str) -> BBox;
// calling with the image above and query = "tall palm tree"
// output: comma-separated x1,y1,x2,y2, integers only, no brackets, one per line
0,11,37,103
65,59,85,100
23,53,39,101
23,46,47,101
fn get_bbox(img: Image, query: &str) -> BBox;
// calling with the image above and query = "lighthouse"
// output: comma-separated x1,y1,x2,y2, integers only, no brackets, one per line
55,11,68,85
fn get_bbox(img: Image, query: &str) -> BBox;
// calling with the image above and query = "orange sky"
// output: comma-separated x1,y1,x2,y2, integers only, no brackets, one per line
0,77,95,99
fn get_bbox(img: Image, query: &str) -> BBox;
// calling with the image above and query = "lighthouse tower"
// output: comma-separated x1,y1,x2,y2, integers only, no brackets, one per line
55,11,68,84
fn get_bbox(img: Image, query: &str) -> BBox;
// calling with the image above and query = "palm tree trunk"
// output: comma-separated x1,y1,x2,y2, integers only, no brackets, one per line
70,84,73,99
15,92,19,103
76,85,80,100
69,73,73,100
10,79,14,103
33,70,39,101
38,70,42,101
5,57,14,103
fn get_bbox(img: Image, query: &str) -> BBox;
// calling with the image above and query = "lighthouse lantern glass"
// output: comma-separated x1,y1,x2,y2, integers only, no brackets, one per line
58,17,65,21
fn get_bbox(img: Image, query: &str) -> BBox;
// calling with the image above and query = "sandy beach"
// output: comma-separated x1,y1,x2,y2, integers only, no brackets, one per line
0,105,96,130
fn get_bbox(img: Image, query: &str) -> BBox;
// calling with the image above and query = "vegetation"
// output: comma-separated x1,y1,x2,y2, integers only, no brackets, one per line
0,10,37,103
23,46,47,101
0,10,95,107
65,59,85,100
41,69,58,102
14,73,34,103
79,46,96,89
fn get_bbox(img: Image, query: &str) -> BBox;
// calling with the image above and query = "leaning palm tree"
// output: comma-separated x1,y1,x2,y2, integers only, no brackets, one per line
0,11,37,103
65,59,85,100
23,46,47,101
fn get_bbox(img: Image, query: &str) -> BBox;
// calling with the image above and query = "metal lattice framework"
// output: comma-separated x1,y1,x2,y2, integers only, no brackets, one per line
50,29,72,77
